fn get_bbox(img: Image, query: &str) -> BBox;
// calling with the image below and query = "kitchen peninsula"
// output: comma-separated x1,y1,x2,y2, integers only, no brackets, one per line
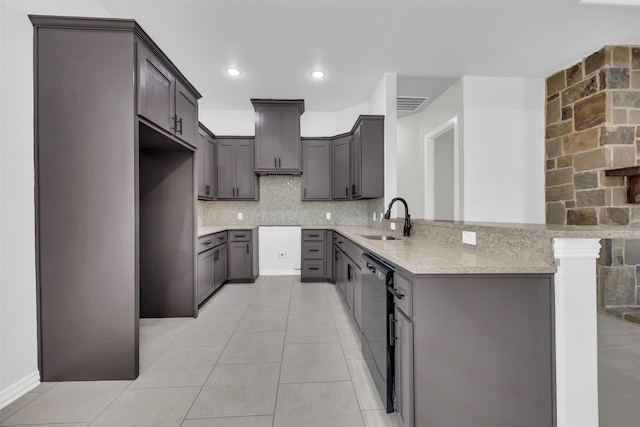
198,219,640,427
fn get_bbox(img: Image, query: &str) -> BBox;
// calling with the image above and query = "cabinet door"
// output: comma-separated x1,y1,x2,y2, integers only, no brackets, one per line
197,249,214,304
331,136,351,200
214,244,228,288
228,241,252,280
279,108,301,170
302,140,331,200
255,108,278,169
217,140,235,199
175,80,198,146
350,126,362,199
197,130,214,200
325,232,334,280
235,139,256,199
353,265,361,331
345,260,354,312
137,43,175,133
335,250,345,297
394,307,414,427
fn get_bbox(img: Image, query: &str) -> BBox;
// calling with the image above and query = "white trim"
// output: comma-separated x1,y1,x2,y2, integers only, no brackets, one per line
552,238,601,427
424,117,461,221
0,371,40,410
259,270,300,276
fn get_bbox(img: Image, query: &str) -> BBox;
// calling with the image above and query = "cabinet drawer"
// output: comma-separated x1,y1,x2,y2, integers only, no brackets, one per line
302,260,324,278
393,272,413,317
303,242,324,260
197,235,215,253
303,229,324,241
213,231,227,246
229,230,251,242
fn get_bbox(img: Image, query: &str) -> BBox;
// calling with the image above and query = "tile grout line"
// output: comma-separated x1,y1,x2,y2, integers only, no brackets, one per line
178,280,261,427
271,275,294,427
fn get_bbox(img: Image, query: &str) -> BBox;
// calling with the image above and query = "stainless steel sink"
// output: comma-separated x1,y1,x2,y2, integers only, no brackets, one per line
361,235,400,241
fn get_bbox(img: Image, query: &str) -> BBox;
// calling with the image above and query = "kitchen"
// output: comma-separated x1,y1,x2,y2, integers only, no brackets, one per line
3,1,640,427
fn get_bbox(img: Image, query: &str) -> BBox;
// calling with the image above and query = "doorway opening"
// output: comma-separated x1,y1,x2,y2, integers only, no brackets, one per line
424,117,462,221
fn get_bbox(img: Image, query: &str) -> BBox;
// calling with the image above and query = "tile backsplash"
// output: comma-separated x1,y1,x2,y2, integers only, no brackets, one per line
199,176,384,228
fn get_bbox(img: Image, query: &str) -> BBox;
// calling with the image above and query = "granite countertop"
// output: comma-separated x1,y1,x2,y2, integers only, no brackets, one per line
326,226,556,275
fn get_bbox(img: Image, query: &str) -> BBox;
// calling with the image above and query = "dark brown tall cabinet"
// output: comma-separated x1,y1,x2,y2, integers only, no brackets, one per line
252,99,305,174
31,16,201,381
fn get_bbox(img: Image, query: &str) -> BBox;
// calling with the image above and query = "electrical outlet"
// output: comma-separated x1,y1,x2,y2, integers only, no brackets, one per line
462,231,477,245
390,222,396,231
380,212,384,221
326,212,331,220
237,212,243,220
373,212,377,221
279,251,286,259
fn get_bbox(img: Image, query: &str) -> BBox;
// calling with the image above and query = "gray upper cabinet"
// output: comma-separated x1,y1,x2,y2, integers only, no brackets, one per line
216,137,258,200
301,139,331,200
251,99,305,174
197,124,215,200
331,135,351,200
350,116,384,199
137,43,199,147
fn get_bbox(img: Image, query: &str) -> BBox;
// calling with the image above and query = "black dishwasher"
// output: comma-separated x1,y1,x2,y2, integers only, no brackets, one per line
361,253,395,413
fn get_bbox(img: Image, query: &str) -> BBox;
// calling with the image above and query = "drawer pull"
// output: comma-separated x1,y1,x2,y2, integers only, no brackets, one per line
235,234,246,238
202,241,212,246
387,286,405,300
309,267,319,271
309,249,319,252
309,233,319,238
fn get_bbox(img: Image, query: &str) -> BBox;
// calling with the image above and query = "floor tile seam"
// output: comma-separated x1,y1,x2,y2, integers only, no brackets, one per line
126,384,209,390
182,414,273,421
179,287,255,426
80,380,136,426
0,392,47,425
272,277,294,427
345,358,372,413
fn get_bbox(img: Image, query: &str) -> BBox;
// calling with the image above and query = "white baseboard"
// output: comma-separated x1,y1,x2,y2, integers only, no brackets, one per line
260,270,301,276
0,371,40,410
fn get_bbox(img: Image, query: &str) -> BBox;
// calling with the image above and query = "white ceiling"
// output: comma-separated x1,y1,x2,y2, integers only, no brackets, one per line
97,0,640,112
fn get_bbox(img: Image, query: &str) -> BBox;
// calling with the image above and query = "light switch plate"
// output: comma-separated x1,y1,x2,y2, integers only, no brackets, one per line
462,230,477,245
373,212,377,221
390,222,396,231
326,212,331,220
237,212,243,220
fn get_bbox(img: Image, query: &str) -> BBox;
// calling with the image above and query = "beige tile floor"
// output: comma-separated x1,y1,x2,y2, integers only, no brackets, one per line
0,276,398,427
597,313,640,427
5,277,637,427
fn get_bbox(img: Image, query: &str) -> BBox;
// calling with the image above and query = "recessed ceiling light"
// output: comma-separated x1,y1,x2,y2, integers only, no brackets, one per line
311,70,325,79
226,67,241,77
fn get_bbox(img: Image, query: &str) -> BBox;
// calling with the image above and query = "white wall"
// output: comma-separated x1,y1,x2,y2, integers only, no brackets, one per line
462,76,545,223
199,109,255,135
397,79,464,219
369,73,398,214
0,0,112,408
396,76,546,224
258,226,301,275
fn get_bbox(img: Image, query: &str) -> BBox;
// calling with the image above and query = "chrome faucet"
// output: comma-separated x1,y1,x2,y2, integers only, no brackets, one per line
383,197,412,237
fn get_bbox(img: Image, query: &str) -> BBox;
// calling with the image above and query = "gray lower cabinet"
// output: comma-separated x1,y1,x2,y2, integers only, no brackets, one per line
411,273,555,427
197,249,215,303
213,243,228,288
333,233,363,331
197,232,227,305
394,305,414,427
227,229,258,282
301,229,327,281
301,140,331,200
217,137,258,200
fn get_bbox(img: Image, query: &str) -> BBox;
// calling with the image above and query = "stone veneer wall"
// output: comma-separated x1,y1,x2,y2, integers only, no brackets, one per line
198,176,384,228
545,45,640,308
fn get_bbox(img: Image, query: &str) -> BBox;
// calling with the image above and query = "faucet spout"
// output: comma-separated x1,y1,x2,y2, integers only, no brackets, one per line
384,197,412,237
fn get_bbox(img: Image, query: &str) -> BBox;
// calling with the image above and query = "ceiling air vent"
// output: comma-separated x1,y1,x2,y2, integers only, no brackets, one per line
397,96,429,114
